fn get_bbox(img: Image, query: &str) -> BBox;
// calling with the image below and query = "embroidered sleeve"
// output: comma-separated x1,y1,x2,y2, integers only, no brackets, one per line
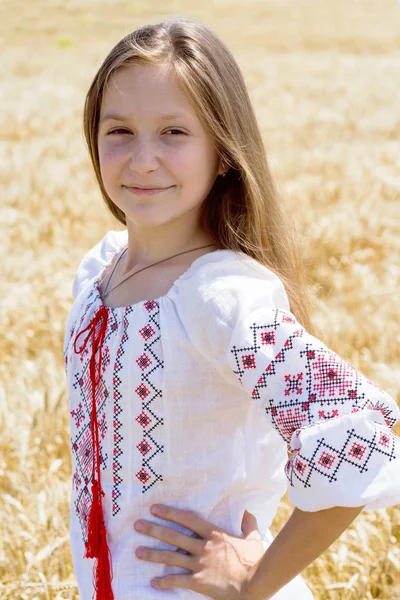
175,256,400,511
227,306,400,511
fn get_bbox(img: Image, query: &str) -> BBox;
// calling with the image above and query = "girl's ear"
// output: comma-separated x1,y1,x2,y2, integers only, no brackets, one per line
217,159,227,177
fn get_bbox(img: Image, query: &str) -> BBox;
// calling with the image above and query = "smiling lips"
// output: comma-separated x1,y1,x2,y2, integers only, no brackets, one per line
124,185,174,196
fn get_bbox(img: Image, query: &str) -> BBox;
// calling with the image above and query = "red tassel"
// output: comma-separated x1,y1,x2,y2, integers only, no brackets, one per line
74,306,114,599
85,490,115,599
84,480,103,558
93,523,114,599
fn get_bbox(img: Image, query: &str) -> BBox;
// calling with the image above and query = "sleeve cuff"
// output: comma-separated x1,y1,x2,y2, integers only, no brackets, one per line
285,408,400,511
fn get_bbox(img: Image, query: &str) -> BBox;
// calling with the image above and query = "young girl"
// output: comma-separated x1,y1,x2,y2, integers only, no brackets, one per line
63,17,400,600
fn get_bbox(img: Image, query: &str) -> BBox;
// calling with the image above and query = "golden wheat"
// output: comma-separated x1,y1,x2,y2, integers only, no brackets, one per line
1,1,399,598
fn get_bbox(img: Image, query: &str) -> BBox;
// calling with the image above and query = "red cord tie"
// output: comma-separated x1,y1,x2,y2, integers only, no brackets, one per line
74,305,114,600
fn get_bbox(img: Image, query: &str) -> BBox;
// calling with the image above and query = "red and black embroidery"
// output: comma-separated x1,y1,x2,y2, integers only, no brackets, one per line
71,368,109,542
134,300,164,491
111,305,133,516
285,419,397,490
231,308,399,491
68,297,119,544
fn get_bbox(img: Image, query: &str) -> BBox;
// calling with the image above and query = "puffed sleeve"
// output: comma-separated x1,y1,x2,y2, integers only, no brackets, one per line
71,229,128,300
179,252,400,512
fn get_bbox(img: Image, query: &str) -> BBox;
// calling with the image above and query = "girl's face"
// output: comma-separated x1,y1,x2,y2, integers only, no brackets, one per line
98,63,224,229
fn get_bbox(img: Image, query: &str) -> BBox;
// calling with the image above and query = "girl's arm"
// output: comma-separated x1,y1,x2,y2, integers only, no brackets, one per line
243,504,364,600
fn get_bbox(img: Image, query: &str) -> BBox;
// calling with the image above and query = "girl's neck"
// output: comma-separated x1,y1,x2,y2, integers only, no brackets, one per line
124,223,215,274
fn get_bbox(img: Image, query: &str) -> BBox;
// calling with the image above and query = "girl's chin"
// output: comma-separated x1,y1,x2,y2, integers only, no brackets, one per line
122,210,178,228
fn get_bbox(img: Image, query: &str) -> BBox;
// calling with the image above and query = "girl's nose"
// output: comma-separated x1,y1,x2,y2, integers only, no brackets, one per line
128,138,159,174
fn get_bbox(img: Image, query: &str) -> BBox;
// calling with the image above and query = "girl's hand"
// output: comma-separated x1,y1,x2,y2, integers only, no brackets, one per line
134,504,264,599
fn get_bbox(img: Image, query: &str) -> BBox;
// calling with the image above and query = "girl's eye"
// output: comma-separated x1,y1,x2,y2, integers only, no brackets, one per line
108,128,131,135
164,129,186,136
106,128,186,136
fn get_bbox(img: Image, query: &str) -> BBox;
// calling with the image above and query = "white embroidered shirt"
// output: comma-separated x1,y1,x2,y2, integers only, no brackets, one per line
63,230,400,600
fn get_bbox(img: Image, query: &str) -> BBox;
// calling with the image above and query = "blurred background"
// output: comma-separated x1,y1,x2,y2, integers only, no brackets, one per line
1,0,399,598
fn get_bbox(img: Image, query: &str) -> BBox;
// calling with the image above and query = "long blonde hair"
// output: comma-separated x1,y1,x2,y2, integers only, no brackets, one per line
83,16,314,332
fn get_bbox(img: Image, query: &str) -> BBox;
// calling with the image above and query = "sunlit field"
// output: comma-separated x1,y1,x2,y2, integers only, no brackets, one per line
1,0,400,598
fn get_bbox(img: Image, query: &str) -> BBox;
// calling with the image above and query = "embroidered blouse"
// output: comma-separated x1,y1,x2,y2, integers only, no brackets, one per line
63,229,400,600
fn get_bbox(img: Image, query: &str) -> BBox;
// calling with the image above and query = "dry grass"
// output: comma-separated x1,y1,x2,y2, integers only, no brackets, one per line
1,0,399,598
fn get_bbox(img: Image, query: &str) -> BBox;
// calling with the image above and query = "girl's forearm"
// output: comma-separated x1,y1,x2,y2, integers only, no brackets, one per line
242,504,364,600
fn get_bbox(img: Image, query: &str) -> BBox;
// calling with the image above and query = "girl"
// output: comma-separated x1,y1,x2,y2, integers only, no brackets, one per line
63,16,400,600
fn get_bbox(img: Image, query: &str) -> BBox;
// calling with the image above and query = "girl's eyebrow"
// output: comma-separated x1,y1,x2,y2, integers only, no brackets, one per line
99,111,189,124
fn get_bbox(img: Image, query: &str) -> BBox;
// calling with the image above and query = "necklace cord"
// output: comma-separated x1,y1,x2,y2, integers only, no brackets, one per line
102,248,127,298
102,244,216,300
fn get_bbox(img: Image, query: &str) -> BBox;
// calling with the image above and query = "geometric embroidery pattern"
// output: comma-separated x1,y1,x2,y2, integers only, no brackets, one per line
66,267,168,543
111,306,133,516
230,308,399,492
134,300,164,491
285,423,397,490
67,290,119,544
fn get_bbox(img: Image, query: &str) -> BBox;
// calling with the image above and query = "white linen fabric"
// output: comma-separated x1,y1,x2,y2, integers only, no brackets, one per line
64,229,400,599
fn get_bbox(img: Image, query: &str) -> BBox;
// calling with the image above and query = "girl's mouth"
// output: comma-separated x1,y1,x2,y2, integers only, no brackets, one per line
123,185,174,196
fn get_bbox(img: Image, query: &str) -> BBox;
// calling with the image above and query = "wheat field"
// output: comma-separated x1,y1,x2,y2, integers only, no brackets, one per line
1,0,400,598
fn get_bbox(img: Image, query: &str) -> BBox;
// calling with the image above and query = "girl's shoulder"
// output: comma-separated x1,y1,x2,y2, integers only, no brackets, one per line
72,229,127,300
172,248,291,323
170,249,292,364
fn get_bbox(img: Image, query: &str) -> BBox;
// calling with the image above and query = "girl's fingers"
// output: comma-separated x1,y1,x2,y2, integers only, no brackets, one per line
135,519,205,555
151,573,202,592
150,505,220,539
136,546,197,571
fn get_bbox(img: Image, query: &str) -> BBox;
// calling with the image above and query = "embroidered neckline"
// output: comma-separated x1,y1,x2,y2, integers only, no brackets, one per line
94,247,228,311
